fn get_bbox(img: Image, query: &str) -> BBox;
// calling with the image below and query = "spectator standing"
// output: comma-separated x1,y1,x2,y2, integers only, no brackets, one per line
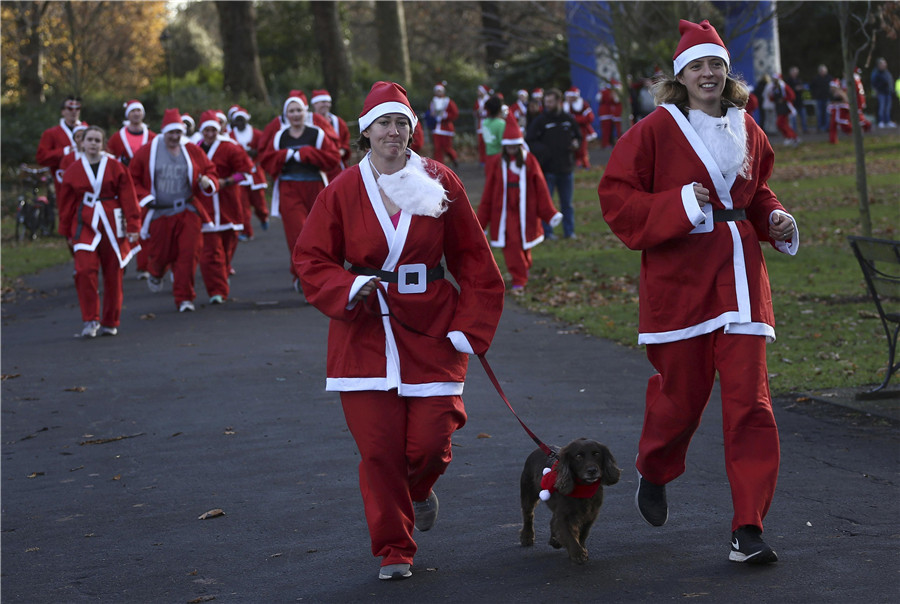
293,81,504,581
564,87,597,168
57,126,141,337
259,91,341,294
525,88,582,240
130,108,219,313
36,96,83,174
598,19,798,565
871,58,897,128
196,110,254,304
429,82,460,168
809,64,832,133
784,67,809,135
228,107,270,239
477,112,561,293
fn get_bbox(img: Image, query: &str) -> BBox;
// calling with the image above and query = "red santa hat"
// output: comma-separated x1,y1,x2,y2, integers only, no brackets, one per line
310,89,332,105
517,89,529,99
124,99,144,117
358,81,418,132
231,106,250,121
199,109,221,133
72,122,90,135
477,84,491,96
433,81,447,93
181,113,195,129
672,19,730,75
160,108,186,134
532,88,544,99
500,111,525,146
282,90,308,118
214,110,228,125
565,87,580,97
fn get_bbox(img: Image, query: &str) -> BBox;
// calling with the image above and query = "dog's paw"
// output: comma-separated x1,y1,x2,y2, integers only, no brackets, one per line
519,529,535,546
569,547,589,564
548,536,562,549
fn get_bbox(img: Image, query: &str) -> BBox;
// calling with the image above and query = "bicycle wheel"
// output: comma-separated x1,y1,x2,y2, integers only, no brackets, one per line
15,199,28,242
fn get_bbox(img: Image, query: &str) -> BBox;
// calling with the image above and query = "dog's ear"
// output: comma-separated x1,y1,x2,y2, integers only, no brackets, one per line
554,448,575,495
601,446,621,486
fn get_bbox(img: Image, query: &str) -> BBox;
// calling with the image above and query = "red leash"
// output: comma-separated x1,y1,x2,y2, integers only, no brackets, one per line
364,286,556,458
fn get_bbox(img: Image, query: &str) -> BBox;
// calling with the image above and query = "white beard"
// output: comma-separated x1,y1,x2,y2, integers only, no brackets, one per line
688,107,750,178
375,153,449,218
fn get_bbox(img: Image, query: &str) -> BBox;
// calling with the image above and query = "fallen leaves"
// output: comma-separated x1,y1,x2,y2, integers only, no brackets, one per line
1,373,21,380
198,509,225,520
79,432,145,446
27,472,45,479
64,386,86,392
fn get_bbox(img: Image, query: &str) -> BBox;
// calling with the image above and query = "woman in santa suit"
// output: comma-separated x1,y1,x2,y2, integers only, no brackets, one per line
598,19,799,565
195,110,254,304
293,81,504,581
259,91,340,293
57,126,141,338
477,112,561,294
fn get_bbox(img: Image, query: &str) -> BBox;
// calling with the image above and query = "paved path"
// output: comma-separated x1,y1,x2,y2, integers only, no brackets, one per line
2,158,898,603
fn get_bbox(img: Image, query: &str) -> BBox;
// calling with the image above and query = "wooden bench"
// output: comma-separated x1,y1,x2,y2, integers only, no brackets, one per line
848,236,900,393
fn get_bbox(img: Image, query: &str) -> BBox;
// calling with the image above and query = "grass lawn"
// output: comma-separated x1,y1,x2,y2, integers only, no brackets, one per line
504,134,900,395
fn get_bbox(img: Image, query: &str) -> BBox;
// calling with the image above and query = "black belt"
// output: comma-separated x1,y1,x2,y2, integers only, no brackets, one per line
713,208,747,222
350,264,445,285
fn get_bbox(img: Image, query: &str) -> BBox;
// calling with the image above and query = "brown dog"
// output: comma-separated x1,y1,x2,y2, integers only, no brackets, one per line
519,438,620,563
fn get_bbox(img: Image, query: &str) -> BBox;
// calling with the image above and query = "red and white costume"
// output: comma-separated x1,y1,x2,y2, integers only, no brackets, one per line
228,109,270,238
477,114,561,288
564,87,597,168
474,84,491,164
429,85,459,166
197,112,254,301
598,19,800,537
58,155,141,327
511,90,530,130
294,80,504,572
259,92,341,281
597,80,624,148
37,118,82,173
311,89,353,181
130,111,219,307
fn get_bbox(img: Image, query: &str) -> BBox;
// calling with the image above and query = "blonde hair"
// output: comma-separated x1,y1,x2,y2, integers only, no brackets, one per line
652,73,750,110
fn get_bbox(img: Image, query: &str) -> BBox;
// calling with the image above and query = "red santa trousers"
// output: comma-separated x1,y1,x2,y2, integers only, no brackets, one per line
200,230,237,299
431,134,458,165
636,330,780,532
775,115,797,141
340,390,466,566
240,185,269,239
147,210,202,306
278,180,324,278
135,207,151,272
502,203,533,287
73,238,124,326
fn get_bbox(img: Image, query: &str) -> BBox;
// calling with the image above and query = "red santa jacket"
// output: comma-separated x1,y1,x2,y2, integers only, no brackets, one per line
430,97,459,136
477,151,562,250
129,137,219,238
36,120,81,172
107,125,156,164
293,152,505,395
199,137,254,232
259,113,341,165
228,125,269,193
58,155,141,268
598,105,798,345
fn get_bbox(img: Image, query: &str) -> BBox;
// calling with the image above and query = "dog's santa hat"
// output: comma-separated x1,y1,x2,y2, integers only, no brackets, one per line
198,110,221,133
672,19,730,75
501,111,525,147
123,99,144,117
358,81,418,132
160,108,186,134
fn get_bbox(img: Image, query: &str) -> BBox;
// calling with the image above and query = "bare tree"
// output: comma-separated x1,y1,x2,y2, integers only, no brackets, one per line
311,1,354,107
374,1,411,84
12,0,48,103
480,1,506,68
837,0,875,237
215,1,268,101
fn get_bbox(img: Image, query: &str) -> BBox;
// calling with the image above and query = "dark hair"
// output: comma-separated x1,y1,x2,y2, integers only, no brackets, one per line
484,95,503,118
544,88,562,101
83,125,106,142
60,95,82,110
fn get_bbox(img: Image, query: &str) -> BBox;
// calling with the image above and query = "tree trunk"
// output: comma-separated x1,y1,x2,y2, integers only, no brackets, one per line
215,1,268,101
838,1,872,237
480,1,506,69
373,0,411,84
13,0,46,103
311,1,354,109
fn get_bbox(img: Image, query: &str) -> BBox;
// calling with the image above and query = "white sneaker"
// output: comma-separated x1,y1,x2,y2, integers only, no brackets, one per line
81,321,100,338
179,300,195,312
147,276,163,293
877,122,886,129
209,295,225,305
100,326,118,336
888,121,898,128
135,271,150,281
378,563,412,580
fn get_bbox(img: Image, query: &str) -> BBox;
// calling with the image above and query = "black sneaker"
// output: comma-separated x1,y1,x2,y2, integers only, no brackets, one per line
729,526,778,564
635,472,668,527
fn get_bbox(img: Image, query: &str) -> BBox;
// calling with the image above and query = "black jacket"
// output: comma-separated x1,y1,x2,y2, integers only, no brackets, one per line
525,109,581,174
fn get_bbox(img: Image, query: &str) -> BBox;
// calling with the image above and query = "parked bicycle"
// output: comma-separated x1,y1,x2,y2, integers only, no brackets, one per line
14,164,56,242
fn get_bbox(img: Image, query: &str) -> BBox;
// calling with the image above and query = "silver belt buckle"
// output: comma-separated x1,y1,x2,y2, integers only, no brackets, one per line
173,198,186,211
397,263,427,294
